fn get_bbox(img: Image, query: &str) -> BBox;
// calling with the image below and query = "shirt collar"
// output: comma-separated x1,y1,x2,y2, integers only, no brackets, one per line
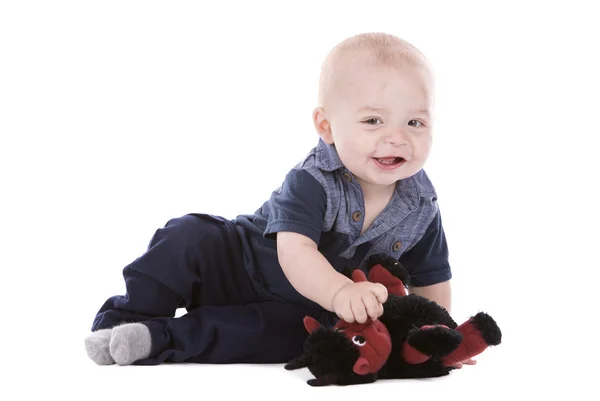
315,139,345,172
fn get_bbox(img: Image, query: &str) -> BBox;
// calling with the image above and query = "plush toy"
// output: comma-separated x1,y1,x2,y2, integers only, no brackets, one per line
285,254,502,386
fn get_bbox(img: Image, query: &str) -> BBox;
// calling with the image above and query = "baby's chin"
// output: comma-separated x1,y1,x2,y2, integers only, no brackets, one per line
358,173,410,188
367,164,419,184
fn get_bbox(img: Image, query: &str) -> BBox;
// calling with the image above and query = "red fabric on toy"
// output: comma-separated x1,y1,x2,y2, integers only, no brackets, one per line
441,319,489,367
367,265,407,297
300,266,405,375
402,342,430,364
333,316,392,374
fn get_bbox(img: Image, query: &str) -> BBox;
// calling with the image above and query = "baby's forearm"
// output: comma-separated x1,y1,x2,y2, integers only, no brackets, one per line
277,232,352,311
410,280,452,313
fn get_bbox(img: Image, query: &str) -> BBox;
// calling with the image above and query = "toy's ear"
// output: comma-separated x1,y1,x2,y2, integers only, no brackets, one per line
303,316,322,333
368,264,407,296
351,269,367,283
353,357,370,375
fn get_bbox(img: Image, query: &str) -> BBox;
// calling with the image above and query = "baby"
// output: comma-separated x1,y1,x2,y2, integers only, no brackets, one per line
85,32,460,367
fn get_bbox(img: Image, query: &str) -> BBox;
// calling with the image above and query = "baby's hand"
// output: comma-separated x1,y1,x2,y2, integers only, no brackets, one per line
331,281,388,324
449,358,477,369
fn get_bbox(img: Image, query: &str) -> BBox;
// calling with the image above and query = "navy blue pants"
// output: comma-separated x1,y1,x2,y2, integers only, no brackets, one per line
91,213,326,365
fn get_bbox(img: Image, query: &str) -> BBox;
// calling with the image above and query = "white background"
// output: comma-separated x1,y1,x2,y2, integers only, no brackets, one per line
1,0,598,399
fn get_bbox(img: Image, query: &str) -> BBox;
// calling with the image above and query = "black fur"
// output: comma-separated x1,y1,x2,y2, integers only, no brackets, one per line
285,326,360,381
307,371,378,387
374,293,460,380
380,294,458,341
363,253,401,270
406,326,463,358
471,312,502,346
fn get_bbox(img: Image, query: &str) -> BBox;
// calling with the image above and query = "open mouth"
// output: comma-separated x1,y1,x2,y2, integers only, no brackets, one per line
373,157,406,169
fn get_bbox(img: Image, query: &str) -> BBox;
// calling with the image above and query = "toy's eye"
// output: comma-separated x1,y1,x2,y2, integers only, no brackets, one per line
352,335,366,347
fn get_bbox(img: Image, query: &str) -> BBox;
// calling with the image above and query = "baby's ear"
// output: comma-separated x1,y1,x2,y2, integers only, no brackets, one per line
312,107,333,144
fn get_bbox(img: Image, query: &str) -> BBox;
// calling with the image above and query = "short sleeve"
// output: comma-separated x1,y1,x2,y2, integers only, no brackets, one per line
263,168,327,244
399,210,452,287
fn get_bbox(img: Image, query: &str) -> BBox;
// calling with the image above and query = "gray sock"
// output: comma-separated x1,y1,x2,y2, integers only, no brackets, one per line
109,322,152,366
84,328,114,365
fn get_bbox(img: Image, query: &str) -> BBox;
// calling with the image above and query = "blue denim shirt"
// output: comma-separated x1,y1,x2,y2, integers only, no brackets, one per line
234,139,451,311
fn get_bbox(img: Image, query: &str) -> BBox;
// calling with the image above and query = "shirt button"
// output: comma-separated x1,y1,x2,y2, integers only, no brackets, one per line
352,211,362,222
343,172,352,182
392,241,402,252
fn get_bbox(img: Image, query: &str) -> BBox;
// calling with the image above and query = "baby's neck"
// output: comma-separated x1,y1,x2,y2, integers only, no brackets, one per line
359,180,396,202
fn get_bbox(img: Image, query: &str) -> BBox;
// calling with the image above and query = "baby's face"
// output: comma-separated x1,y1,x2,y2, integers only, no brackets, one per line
317,59,434,189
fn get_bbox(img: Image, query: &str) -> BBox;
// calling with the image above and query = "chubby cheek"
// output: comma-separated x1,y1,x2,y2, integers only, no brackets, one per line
410,136,432,162
348,130,378,156
336,133,373,161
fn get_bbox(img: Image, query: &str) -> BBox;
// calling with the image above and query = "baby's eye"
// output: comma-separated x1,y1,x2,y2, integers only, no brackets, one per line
408,120,423,127
363,118,383,125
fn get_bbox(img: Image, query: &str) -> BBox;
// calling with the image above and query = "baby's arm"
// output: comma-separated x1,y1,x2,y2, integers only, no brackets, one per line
277,231,352,311
409,280,452,313
277,231,387,323
262,168,386,322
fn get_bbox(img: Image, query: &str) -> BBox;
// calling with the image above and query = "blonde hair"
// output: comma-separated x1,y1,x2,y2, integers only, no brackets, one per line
318,32,433,107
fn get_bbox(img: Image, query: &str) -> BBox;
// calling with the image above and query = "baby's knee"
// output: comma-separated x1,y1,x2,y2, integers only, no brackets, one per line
159,213,224,246
165,214,203,231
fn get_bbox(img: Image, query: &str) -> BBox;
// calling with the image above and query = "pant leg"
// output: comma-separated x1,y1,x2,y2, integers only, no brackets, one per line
133,301,328,365
91,213,260,331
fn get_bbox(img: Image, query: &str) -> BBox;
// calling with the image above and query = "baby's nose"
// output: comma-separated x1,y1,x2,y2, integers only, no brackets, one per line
384,129,409,146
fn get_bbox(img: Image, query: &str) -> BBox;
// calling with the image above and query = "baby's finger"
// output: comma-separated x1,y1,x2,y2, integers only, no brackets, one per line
338,304,355,324
362,294,382,320
371,283,388,303
351,300,368,324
